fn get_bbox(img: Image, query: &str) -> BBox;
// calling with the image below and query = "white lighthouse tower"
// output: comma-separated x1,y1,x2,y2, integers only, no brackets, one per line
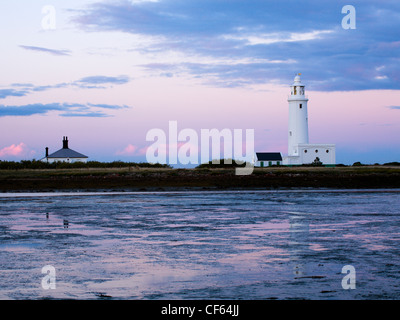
283,74,336,166
288,74,309,156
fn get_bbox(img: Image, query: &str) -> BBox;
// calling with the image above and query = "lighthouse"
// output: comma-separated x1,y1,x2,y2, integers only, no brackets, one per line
283,74,336,166
288,74,309,156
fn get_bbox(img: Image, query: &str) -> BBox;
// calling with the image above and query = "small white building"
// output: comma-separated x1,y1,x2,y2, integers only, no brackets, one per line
285,144,336,166
255,152,283,167
41,137,88,163
283,74,336,166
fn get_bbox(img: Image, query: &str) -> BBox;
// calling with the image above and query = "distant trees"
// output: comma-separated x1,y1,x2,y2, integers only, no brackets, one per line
0,160,172,170
352,161,400,166
0,159,398,170
196,159,250,169
383,162,400,166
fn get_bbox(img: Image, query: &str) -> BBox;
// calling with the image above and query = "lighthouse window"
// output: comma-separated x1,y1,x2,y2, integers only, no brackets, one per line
299,104,302,109
315,150,319,153
326,150,329,153
304,150,308,153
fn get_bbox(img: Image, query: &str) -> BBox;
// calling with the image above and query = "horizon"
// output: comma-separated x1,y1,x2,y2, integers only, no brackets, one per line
1,1,399,166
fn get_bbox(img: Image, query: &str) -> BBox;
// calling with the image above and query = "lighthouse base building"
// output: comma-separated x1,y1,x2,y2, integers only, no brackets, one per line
283,143,336,166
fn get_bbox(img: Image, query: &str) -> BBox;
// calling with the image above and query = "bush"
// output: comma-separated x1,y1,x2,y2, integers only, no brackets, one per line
352,161,363,166
383,162,400,166
311,157,323,167
300,157,323,167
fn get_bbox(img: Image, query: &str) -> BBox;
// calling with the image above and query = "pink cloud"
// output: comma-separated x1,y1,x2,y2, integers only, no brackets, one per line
116,144,137,155
0,143,32,158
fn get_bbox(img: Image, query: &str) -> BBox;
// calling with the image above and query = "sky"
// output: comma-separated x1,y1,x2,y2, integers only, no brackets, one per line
0,0,399,165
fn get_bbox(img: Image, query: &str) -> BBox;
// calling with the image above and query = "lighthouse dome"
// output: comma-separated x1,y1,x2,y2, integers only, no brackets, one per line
292,74,302,85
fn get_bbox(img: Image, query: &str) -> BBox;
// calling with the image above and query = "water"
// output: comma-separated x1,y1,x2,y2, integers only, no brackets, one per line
0,189,399,300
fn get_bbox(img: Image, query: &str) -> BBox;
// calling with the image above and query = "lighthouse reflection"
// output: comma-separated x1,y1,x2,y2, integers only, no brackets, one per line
288,211,310,277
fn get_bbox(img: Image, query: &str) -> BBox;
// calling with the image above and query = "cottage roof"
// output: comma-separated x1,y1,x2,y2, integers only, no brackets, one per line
47,148,88,159
46,136,88,159
256,152,282,161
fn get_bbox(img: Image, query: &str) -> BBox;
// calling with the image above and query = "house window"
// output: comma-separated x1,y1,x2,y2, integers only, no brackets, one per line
268,161,272,166
277,161,280,165
261,161,264,167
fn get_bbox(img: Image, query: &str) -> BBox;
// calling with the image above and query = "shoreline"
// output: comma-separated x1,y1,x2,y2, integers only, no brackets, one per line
1,166,400,192
1,188,400,197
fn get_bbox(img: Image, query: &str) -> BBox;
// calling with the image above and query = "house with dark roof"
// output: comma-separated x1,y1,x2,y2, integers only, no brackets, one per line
42,137,88,163
255,152,282,167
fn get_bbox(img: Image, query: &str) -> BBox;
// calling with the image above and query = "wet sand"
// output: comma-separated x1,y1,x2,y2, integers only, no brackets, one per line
1,189,400,299
1,166,399,191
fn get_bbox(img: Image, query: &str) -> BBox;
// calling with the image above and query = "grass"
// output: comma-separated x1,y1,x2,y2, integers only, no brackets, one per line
0,165,399,191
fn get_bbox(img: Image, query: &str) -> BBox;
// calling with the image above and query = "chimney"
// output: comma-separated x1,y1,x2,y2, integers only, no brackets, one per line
63,136,69,149
45,147,49,157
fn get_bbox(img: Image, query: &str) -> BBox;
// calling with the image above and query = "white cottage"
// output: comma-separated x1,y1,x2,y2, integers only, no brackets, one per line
255,152,283,167
42,137,88,163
